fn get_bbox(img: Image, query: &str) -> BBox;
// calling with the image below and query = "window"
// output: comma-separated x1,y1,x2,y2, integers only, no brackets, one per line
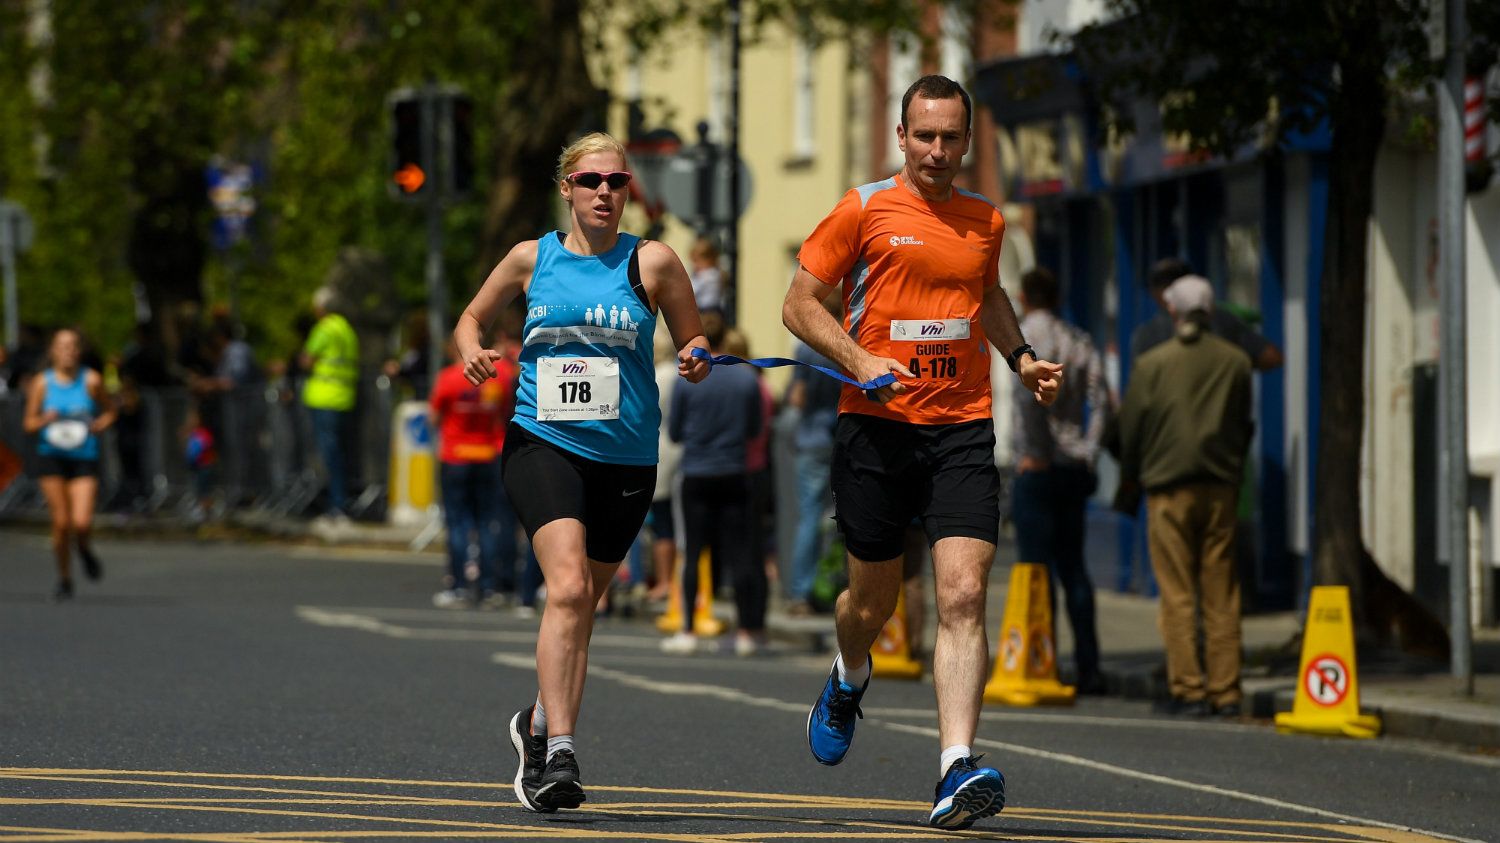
791,38,816,162
887,36,919,170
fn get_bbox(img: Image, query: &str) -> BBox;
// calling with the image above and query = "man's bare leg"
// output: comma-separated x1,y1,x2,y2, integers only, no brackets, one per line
834,554,904,674
930,536,995,749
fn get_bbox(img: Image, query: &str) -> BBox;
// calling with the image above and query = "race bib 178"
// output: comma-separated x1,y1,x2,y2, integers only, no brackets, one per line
536,357,620,422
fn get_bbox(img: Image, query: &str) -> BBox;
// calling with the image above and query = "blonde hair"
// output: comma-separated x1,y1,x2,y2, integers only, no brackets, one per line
556,132,629,182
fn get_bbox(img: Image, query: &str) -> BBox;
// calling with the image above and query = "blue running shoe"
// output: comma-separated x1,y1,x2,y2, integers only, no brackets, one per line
806,662,867,765
928,754,1005,829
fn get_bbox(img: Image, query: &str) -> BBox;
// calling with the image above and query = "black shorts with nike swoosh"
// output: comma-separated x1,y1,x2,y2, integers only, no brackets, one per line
501,422,657,563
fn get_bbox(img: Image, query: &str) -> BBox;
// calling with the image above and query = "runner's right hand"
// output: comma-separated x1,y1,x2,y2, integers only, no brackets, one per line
462,348,505,385
853,355,914,404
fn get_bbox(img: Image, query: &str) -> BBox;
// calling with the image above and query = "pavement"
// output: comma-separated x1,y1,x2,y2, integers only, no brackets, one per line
9,505,1500,755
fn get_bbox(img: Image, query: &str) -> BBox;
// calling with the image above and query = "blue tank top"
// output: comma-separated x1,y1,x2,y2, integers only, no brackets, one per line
37,368,99,460
513,232,659,465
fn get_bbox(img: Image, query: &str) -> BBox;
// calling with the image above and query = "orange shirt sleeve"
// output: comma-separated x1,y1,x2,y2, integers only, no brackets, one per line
797,190,863,286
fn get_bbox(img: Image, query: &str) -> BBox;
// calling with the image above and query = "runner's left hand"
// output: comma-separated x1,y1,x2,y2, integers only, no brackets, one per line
678,337,711,384
1021,357,1063,406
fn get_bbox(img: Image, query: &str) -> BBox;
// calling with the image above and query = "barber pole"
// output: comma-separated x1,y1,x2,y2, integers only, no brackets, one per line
1465,76,1485,165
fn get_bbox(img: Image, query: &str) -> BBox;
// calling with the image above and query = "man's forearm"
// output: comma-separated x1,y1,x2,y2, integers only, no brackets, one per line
784,295,866,373
980,289,1026,359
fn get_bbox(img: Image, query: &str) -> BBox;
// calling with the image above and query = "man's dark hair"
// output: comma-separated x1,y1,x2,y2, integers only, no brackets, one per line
1147,257,1192,292
900,74,972,132
1021,267,1060,311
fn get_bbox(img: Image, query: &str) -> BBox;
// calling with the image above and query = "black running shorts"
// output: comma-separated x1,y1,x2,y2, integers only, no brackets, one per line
35,456,99,481
500,422,656,564
830,414,1001,562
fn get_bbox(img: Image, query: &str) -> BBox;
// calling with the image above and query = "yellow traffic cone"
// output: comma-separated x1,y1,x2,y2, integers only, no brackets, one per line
654,550,726,637
871,589,924,679
983,562,1075,706
1275,586,1381,738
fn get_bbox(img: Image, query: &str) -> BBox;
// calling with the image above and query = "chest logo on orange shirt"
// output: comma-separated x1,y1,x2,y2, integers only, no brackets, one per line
888,235,925,247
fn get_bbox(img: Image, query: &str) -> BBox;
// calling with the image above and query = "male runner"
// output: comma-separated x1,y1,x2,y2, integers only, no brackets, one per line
782,74,1061,830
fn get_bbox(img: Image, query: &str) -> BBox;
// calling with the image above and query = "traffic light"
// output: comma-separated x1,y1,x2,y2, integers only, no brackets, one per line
390,93,427,197
449,94,474,197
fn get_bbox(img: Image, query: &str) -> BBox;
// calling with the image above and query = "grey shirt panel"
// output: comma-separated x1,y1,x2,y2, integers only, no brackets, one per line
1012,310,1111,468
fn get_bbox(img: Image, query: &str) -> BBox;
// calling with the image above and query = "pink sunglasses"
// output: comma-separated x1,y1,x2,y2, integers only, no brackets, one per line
566,171,632,190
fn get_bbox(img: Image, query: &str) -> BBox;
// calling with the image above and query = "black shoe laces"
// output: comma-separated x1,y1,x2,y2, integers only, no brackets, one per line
823,684,864,731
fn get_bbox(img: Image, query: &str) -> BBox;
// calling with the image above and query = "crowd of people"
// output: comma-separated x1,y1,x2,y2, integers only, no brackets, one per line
0,72,1282,833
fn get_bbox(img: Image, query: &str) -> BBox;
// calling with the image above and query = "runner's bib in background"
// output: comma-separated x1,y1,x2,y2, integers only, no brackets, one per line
42,419,90,452
890,318,970,341
537,357,619,422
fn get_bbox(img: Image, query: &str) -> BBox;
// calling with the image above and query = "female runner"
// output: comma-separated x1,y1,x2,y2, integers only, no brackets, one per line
453,132,708,812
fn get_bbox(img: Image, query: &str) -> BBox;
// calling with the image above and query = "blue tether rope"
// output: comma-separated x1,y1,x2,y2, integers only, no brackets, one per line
689,347,898,393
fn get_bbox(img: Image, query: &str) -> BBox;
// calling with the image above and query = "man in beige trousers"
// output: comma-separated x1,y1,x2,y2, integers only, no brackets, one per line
1117,275,1253,717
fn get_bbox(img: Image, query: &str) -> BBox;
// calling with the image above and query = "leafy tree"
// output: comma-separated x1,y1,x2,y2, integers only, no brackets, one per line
1073,0,1500,652
1,0,984,362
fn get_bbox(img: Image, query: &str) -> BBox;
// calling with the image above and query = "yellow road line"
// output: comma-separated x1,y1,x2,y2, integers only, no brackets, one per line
0,768,1456,843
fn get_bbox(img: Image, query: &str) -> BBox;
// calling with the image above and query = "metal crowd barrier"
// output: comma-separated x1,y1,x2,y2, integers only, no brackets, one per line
0,374,395,520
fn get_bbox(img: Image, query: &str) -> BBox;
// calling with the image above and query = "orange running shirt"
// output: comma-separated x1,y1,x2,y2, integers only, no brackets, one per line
798,173,1006,425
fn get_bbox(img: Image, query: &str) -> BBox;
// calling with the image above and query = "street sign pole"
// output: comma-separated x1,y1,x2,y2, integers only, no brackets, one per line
1437,0,1472,695
726,0,742,324
0,201,32,351
421,82,447,391
1,207,17,350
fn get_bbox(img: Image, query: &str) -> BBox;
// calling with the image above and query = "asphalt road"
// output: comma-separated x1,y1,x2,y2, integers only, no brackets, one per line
2,531,1497,843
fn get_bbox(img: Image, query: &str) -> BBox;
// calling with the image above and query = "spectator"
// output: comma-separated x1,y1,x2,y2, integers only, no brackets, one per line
183,401,219,521
385,312,433,400
300,287,360,518
1117,276,1253,718
725,329,777,591
430,341,513,609
646,340,683,605
1130,258,1282,371
22,328,116,601
488,304,528,607
689,236,724,314
784,315,842,615
1010,267,1112,694
662,313,766,656
6,323,46,392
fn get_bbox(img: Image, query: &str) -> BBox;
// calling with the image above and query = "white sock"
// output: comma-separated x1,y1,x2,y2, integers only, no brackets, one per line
940,745,972,778
530,698,547,736
546,734,574,761
835,653,871,688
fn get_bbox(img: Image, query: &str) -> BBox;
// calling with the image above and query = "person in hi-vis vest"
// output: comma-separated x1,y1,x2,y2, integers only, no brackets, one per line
300,287,360,517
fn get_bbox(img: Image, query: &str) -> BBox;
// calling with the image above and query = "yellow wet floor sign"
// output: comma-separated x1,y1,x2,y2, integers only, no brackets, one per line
984,562,1075,706
655,550,726,637
871,589,923,679
1275,585,1381,738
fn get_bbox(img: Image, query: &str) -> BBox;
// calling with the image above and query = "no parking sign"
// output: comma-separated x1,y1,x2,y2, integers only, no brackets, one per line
1303,654,1351,707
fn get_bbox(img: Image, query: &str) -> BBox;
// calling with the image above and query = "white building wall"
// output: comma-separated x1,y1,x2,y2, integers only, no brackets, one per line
1018,0,1109,53
1465,186,1500,624
1362,148,1422,591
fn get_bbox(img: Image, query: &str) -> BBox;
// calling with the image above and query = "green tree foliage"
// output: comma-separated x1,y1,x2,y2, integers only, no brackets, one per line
1073,0,1500,650
0,0,989,362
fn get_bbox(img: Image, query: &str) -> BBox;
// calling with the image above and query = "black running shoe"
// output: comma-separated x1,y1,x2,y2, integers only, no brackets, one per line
535,749,585,810
52,580,74,602
507,707,551,812
79,543,102,581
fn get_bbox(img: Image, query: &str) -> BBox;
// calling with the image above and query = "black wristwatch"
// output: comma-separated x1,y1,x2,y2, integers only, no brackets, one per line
1006,343,1036,373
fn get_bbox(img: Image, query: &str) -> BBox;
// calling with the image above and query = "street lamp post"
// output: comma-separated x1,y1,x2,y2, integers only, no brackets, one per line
1437,0,1473,695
